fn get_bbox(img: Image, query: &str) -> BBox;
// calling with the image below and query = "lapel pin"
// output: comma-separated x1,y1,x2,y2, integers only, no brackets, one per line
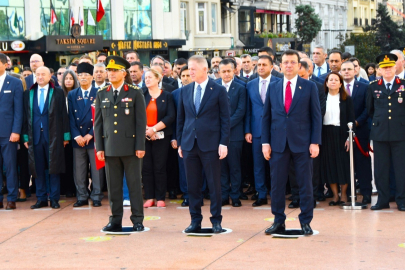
7,82,9,84
299,86,301,89
210,87,213,90
162,100,165,102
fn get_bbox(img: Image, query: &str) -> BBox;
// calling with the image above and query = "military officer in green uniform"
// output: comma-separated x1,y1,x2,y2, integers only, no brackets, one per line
367,53,405,212
94,56,147,231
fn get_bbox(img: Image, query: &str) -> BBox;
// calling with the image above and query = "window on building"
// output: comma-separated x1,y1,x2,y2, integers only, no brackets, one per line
221,5,226,34
238,9,251,45
0,0,24,40
180,2,188,38
211,3,217,33
84,0,111,39
196,3,207,33
39,0,70,36
124,0,152,40
163,0,170,12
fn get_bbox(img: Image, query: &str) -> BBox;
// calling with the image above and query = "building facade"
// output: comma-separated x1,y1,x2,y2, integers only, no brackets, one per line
347,0,376,34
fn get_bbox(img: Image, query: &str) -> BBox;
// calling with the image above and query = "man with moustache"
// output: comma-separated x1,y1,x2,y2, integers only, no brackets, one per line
93,63,108,89
68,62,103,207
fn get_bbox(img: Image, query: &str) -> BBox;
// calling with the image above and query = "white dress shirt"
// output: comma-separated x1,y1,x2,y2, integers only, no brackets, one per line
112,82,125,95
315,62,328,76
222,79,233,92
383,78,395,90
259,74,272,96
37,84,49,105
33,73,36,84
81,85,92,98
94,82,106,89
0,72,7,91
177,78,182,88
323,93,340,126
345,79,355,96
283,75,298,104
397,70,405,80
244,70,254,77
193,77,209,104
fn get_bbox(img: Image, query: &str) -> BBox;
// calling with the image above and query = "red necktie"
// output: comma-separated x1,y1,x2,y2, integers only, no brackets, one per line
285,81,292,113
246,75,249,78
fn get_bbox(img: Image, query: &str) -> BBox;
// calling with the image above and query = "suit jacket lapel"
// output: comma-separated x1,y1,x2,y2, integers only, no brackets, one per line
81,87,96,118
352,82,359,99
197,80,214,114
254,79,263,104
277,79,284,112
287,77,304,114
75,88,85,114
189,83,197,116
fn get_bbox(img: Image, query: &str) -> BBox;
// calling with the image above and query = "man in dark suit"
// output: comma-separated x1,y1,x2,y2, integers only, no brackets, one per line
245,55,280,207
240,54,254,78
94,56,147,232
0,53,24,210
129,61,144,88
367,53,405,211
319,50,343,82
68,63,103,208
215,59,246,207
25,54,59,89
22,66,70,209
262,50,322,235
248,47,284,82
177,55,231,233
287,60,326,208
350,57,370,84
341,61,372,204
312,45,331,77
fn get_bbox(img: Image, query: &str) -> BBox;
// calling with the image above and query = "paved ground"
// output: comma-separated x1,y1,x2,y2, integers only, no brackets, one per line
0,194,404,269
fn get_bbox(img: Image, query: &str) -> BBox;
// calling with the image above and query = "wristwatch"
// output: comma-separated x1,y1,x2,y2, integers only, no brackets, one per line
152,127,157,132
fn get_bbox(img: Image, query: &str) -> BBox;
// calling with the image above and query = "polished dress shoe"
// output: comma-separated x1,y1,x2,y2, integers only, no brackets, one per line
362,195,371,204
184,222,201,233
93,200,102,207
51,200,60,209
397,204,405,211
239,194,248,200
252,198,268,207
102,223,122,232
169,190,177,199
6,201,16,210
133,222,144,231
221,199,230,206
0,201,3,208
370,203,390,210
243,185,256,195
181,198,189,207
212,223,222,234
73,200,89,207
232,199,242,207
288,200,300,208
265,223,285,235
251,192,259,201
301,223,313,235
31,200,48,209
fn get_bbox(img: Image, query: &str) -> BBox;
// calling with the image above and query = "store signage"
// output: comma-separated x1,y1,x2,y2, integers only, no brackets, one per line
46,35,103,51
10,40,25,51
109,40,168,51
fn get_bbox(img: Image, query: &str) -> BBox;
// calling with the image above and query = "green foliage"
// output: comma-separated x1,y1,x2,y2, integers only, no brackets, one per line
341,33,381,65
255,32,296,39
294,5,322,45
363,3,405,52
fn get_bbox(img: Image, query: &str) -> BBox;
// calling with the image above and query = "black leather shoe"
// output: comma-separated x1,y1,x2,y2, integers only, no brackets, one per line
50,200,60,209
251,192,259,201
397,204,405,211
265,223,285,235
232,199,242,207
212,223,222,234
243,185,256,195
317,195,326,201
181,199,189,207
362,195,371,204
102,223,122,232
239,194,248,200
133,222,144,231
184,222,201,233
370,203,390,210
301,223,313,235
221,199,230,206
288,200,300,208
252,198,268,207
30,200,48,209
93,200,102,207
73,200,89,207
169,190,177,199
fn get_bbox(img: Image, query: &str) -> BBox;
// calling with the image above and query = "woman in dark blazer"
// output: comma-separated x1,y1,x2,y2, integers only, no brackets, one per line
321,72,356,206
143,69,175,208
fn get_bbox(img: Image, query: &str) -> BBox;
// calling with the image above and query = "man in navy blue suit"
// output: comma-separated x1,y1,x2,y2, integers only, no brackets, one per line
341,61,372,203
245,55,280,207
25,54,59,89
68,63,104,208
319,50,343,82
0,53,24,210
215,59,246,207
262,50,322,235
177,55,230,233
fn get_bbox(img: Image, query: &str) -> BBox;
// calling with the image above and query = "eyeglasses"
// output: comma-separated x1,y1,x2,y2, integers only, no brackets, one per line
30,60,42,64
106,69,124,72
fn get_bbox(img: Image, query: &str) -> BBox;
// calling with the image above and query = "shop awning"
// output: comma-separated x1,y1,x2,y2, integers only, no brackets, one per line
256,10,291,15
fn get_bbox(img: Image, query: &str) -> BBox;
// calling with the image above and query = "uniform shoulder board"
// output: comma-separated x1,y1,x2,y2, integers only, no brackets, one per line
369,80,377,85
129,84,140,90
98,85,108,92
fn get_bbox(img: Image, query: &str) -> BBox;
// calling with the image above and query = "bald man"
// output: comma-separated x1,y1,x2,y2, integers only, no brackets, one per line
25,54,59,88
22,66,70,209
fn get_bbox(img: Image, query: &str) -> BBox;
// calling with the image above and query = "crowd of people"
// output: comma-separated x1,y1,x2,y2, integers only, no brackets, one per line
1,44,404,235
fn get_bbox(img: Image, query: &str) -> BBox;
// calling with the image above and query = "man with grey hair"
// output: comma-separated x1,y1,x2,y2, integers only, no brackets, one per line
240,54,254,78
234,57,248,83
93,63,108,89
177,55,230,233
312,45,330,77
252,56,259,69
390,49,405,79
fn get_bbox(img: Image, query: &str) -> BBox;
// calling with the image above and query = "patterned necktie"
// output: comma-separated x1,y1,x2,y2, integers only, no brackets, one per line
114,90,118,102
195,85,202,113
260,80,267,104
317,67,321,77
39,88,45,113
346,84,351,96
84,91,88,105
285,81,292,113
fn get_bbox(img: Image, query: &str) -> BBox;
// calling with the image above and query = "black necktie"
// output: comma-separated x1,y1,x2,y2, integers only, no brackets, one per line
386,83,391,92
114,90,118,102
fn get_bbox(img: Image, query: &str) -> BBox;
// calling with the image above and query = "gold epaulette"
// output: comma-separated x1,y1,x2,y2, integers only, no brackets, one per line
129,84,140,90
98,85,108,92
369,80,377,85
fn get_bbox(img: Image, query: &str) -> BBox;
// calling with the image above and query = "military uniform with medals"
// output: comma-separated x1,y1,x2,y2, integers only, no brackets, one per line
94,56,147,231
367,53,405,211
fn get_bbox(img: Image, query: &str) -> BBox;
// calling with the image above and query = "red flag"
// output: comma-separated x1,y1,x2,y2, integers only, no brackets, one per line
96,0,105,22
50,2,58,24
78,7,84,27
70,8,75,27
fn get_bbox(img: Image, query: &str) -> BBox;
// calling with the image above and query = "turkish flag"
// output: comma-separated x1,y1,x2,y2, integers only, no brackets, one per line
91,105,105,170
96,0,105,22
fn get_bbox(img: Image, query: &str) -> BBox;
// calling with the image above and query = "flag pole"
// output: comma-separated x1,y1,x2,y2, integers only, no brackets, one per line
86,8,88,35
59,8,61,34
49,1,51,35
95,0,98,35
